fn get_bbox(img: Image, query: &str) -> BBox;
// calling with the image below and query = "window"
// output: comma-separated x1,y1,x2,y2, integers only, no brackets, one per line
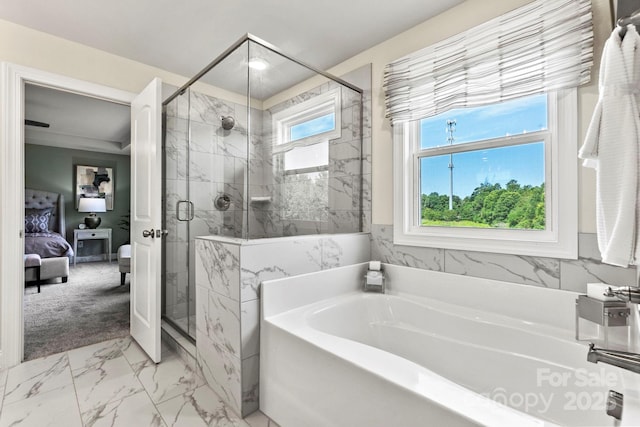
272,89,341,221
419,94,547,230
393,90,578,258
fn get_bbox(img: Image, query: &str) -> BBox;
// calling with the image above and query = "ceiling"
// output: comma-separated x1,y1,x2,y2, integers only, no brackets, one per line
6,0,464,154
25,84,131,155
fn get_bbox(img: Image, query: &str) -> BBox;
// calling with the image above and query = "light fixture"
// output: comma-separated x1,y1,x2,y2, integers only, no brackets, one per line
249,59,268,71
78,197,106,229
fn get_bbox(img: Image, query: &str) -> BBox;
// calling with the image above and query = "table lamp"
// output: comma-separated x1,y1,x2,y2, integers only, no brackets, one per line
78,197,106,229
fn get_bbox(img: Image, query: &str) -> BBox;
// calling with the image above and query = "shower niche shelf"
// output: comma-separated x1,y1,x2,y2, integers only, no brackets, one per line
250,196,272,204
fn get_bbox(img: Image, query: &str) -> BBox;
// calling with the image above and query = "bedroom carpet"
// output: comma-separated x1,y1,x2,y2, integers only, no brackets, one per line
24,261,130,361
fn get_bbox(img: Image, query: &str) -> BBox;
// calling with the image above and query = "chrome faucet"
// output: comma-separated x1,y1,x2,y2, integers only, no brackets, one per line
586,285,640,374
587,343,640,374
604,286,640,304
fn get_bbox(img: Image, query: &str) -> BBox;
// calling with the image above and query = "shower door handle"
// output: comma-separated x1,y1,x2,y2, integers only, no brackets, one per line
188,201,195,220
176,200,194,222
176,200,187,221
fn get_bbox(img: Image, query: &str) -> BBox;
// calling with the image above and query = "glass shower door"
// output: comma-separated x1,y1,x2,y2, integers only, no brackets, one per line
161,40,252,341
163,89,195,339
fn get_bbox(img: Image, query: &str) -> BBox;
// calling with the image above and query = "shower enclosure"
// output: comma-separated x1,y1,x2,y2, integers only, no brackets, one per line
161,34,364,339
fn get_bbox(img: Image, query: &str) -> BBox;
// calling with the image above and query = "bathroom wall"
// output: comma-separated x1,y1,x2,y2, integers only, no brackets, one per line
2,0,623,374
249,66,371,238
371,225,636,292
249,82,361,238
266,0,614,261
326,0,633,289
194,233,371,417
4,1,582,234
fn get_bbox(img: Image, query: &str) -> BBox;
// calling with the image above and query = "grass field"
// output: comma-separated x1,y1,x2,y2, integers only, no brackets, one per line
421,219,493,228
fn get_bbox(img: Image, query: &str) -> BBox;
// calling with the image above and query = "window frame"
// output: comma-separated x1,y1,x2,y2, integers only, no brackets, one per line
392,89,578,259
272,88,341,160
272,88,341,222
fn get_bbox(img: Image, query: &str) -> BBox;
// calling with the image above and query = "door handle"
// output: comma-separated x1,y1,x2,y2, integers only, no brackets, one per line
188,201,195,221
155,229,169,238
142,229,155,238
176,200,195,221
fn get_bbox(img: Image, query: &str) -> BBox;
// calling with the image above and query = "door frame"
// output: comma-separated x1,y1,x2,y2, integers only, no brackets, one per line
0,62,136,368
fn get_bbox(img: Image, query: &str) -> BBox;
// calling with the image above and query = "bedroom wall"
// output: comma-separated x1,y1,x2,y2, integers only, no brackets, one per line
24,144,131,256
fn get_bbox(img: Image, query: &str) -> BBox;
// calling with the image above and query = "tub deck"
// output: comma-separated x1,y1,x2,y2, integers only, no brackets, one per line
260,263,640,427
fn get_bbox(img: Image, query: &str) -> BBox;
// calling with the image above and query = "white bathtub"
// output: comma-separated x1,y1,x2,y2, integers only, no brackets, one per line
260,263,640,427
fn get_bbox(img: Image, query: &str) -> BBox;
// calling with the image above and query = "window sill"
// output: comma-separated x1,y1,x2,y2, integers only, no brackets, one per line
393,227,578,259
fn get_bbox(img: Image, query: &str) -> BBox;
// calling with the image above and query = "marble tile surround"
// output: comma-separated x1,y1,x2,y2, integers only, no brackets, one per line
191,225,632,421
163,65,372,338
164,65,372,243
255,80,365,237
195,233,370,417
370,224,637,292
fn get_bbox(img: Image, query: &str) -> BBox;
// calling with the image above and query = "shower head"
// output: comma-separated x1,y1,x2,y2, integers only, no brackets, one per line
221,116,235,131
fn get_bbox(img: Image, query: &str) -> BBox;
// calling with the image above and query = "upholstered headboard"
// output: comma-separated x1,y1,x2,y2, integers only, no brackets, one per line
25,188,66,239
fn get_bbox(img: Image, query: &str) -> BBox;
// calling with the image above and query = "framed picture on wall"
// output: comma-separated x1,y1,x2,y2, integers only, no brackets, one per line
75,165,114,210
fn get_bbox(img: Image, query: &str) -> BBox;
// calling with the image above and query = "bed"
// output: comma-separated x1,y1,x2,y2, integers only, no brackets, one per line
24,188,74,259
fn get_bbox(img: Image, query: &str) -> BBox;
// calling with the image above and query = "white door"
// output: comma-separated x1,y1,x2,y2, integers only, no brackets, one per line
130,78,162,363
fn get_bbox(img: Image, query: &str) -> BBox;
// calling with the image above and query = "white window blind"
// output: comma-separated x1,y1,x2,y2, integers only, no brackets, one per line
383,0,593,124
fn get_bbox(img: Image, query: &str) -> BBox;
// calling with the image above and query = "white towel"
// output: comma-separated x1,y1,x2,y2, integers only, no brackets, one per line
579,25,640,267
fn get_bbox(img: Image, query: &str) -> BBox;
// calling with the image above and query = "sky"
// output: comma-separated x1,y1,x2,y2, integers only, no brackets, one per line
420,94,547,197
290,113,334,141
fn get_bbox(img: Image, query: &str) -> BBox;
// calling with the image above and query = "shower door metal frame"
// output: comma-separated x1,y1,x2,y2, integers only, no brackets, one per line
164,33,363,106
160,32,365,341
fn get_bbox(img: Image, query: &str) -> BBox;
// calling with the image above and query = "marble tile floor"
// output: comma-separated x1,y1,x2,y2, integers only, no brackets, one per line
0,336,279,427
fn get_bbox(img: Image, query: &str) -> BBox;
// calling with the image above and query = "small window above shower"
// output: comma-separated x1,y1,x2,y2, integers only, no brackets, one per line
272,88,341,171
271,88,342,224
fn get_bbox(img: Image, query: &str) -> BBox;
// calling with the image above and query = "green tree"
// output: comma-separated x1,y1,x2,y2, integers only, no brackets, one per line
494,191,520,224
506,179,521,192
421,180,545,229
480,190,501,224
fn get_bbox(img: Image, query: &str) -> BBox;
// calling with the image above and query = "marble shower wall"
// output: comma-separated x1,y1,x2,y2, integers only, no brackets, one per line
248,64,372,238
165,89,255,240
194,233,370,417
370,224,637,292
164,63,373,244
164,89,261,325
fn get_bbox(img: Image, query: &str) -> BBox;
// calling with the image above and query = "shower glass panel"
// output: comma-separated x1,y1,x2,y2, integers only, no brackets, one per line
161,35,363,340
163,89,194,337
246,40,363,237
188,41,250,239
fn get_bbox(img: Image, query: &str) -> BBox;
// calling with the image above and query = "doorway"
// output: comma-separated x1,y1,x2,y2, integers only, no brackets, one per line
0,63,138,368
23,83,132,360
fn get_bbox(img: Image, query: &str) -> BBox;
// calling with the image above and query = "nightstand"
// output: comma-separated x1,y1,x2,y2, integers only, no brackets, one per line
73,228,112,267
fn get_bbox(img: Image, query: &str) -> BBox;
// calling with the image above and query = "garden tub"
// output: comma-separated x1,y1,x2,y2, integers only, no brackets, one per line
260,263,640,426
